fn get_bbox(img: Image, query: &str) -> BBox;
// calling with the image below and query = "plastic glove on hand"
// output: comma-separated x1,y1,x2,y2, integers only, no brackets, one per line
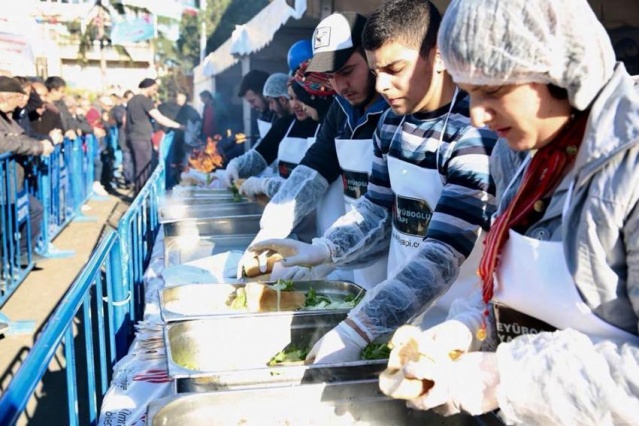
239,177,266,198
270,262,336,281
222,161,239,188
379,322,469,401
248,239,330,268
404,352,500,416
306,322,368,365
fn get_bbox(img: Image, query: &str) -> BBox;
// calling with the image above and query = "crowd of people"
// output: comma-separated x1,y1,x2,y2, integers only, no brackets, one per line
208,0,638,423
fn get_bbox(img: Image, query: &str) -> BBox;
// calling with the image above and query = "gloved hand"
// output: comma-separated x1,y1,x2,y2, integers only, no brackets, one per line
248,239,331,268
239,177,267,198
403,351,500,416
379,321,475,402
222,160,240,188
306,321,368,364
270,262,336,281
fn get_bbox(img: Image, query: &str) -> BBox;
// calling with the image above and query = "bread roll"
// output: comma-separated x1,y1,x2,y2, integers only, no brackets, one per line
379,369,434,400
244,282,306,312
242,250,283,278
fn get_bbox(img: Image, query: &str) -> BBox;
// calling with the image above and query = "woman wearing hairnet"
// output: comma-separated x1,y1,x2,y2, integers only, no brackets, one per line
382,0,639,423
238,60,336,201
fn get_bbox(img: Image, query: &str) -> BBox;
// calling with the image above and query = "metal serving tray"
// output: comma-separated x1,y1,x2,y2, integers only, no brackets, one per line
159,202,264,224
159,281,366,322
162,216,262,239
166,187,239,199
165,312,390,392
164,234,255,267
147,382,505,426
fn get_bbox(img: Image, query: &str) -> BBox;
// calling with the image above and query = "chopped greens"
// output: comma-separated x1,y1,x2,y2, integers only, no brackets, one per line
229,185,243,202
272,279,295,291
304,287,332,307
361,342,391,360
267,344,310,366
344,292,364,305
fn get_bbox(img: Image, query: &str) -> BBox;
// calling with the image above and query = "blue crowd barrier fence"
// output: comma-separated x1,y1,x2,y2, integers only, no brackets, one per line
0,131,174,422
0,153,34,306
0,229,122,426
113,162,164,358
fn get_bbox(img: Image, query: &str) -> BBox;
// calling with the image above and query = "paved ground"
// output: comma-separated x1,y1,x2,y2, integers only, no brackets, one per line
0,188,133,425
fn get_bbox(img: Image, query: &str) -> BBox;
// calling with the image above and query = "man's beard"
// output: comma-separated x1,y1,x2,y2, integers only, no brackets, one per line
349,72,377,109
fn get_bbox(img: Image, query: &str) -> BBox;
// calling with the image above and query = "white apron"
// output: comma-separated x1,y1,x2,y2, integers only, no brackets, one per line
257,119,271,139
334,137,388,289
492,162,639,344
388,90,482,328
277,121,317,179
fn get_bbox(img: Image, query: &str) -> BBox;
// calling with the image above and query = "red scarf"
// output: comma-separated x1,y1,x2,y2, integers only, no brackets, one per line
476,111,589,339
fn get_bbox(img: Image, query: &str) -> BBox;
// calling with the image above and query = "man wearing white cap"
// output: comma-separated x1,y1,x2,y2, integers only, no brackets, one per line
237,12,390,286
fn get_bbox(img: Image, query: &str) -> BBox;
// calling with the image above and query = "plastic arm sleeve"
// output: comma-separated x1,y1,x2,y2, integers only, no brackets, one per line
262,176,285,198
347,239,464,342
315,196,392,269
496,329,639,425
257,164,328,239
231,149,268,178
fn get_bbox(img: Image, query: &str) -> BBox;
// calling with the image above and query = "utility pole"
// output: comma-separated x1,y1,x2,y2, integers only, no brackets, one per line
96,0,107,92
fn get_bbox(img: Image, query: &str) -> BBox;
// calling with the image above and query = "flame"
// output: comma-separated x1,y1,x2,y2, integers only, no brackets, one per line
188,136,224,172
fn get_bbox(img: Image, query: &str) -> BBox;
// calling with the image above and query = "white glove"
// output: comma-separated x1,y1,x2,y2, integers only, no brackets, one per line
404,352,500,416
415,320,475,362
239,177,267,198
248,239,331,268
270,262,336,281
306,321,368,364
222,160,239,188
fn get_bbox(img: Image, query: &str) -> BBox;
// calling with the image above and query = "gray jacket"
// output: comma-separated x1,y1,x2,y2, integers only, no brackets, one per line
484,63,639,424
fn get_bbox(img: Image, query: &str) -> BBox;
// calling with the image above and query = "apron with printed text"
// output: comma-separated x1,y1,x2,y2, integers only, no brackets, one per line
492,160,639,344
388,91,484,328
334,138,388,289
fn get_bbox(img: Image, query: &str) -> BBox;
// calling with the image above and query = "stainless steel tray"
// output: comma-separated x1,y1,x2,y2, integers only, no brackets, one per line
165,312,390,391
164,234,255,267
159,281,366,322
159,202,264,223
162,216,262,239
166,187,240,199
147,382,504,425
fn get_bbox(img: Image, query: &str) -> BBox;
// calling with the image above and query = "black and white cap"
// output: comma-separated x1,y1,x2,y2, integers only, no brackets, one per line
306,12,367,73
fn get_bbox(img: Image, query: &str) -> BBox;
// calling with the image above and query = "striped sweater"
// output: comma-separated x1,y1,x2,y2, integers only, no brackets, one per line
366,92,497,257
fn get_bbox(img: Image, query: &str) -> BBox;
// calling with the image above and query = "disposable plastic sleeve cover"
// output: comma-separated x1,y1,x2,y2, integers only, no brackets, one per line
347,239,464,342
257,164,328,239
315,196,392,269
496,329,639,425
262,176,285,199
229,149,268,178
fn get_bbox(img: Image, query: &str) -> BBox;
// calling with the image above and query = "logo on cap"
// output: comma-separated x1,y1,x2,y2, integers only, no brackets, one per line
314,27,331,50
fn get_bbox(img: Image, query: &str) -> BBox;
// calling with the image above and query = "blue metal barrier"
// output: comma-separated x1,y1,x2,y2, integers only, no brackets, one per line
0,229,122,426
0,153,34,306
113,163,164,357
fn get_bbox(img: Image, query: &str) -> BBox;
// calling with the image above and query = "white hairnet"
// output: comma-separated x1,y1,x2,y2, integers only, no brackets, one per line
438,0,616,111
262,73,291,98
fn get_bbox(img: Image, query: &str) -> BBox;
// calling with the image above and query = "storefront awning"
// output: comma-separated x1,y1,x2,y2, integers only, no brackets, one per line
202,0,306,77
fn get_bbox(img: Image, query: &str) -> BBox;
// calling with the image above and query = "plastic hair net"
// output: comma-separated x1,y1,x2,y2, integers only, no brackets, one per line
262,73,291,99
438,0,616,110
258,165,329,240
227,149,268,178
347,239,464,342
315,196,392,268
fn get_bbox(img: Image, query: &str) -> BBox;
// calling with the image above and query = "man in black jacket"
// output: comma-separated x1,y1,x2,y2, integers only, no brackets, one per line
0,77,59,261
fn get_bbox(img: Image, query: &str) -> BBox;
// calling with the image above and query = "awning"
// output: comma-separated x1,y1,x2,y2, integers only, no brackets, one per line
0,18,37,75
202,0,306,77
